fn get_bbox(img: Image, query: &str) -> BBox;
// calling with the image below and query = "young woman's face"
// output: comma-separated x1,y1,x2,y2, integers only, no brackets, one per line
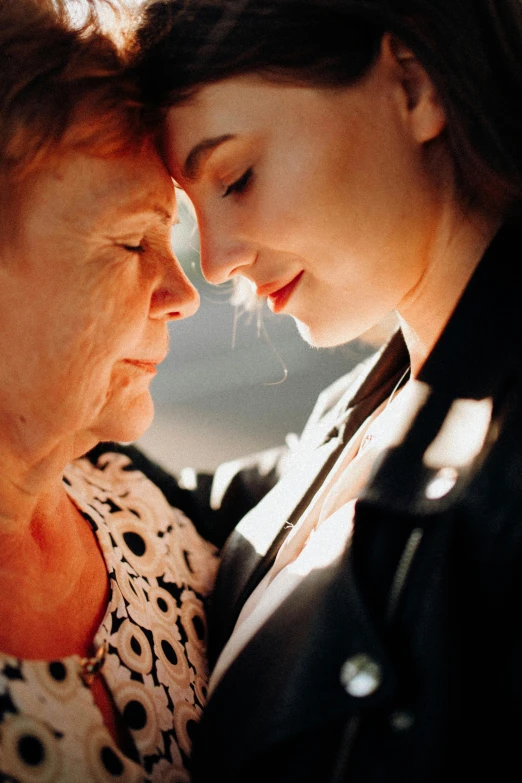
165,51,445,347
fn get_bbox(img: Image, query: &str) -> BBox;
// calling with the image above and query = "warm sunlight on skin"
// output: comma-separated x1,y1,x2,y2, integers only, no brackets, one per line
0,143,199,484
165,36,500,372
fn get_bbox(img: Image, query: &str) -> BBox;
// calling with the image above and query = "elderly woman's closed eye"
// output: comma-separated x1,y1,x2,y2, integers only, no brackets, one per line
0,2,218,781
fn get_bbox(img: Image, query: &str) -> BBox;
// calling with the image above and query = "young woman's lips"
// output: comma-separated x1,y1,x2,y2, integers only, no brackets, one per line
260,271,304,313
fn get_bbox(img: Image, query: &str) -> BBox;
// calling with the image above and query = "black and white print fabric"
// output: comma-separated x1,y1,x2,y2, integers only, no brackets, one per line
0,450,219,783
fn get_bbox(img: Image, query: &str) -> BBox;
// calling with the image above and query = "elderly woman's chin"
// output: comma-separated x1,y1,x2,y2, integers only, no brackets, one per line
90,380,157,446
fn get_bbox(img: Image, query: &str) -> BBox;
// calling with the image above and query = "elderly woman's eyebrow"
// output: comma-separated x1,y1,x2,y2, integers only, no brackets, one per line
113,203,176,227
183,134,235,181
150,205,176,225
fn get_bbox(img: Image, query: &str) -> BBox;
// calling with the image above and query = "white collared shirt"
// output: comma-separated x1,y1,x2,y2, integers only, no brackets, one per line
208,382,420,696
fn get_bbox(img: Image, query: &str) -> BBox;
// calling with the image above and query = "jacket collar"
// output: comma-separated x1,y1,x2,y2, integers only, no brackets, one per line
419,217,522,399
363,217,522,516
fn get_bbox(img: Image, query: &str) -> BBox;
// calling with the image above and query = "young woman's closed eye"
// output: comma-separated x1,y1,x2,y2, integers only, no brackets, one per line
222,167,253,198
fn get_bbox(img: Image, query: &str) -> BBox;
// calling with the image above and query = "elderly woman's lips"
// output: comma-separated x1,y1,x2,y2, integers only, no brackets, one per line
259,271,304,314
122,359,160,374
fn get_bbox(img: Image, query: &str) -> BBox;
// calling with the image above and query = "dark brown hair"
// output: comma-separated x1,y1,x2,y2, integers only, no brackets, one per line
135,0,522,213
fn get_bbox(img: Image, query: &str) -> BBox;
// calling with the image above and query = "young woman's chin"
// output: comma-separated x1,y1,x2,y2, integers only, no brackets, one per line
293,314,379,349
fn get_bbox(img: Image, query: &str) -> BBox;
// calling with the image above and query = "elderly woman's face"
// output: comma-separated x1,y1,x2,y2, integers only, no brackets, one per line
0,143,198,457
165,47,446,347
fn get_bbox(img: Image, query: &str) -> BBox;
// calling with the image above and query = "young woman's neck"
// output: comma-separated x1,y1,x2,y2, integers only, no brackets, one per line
396,202,503,377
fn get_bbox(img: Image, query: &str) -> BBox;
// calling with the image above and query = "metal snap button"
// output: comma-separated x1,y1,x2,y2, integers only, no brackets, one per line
340,653,382,697
389,709,415,732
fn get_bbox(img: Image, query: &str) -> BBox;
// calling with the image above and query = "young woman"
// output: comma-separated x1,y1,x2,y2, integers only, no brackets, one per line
135,1,522,781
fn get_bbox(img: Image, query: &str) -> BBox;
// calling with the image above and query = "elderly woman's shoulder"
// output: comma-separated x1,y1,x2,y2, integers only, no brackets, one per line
85,442,182,495
80,442,217,540
66,443,219,597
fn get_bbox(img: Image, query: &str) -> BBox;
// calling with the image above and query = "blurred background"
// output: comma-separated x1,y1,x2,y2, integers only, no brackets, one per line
136,197,391,474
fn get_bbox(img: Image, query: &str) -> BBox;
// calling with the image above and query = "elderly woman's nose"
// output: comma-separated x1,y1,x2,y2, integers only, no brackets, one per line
150,251,200,320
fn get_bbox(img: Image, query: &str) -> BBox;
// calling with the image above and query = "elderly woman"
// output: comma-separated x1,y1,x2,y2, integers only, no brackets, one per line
134,0,522,781
0,2,218,781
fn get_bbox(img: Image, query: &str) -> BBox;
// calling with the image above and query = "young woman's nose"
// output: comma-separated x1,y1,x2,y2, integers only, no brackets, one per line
150,249,200,321
198,219,255,285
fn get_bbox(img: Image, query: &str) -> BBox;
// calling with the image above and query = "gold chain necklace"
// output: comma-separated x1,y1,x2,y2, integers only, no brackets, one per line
79,642,107,687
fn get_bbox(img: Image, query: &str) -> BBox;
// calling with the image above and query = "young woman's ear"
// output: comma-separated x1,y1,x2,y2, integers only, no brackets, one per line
382,32,446,143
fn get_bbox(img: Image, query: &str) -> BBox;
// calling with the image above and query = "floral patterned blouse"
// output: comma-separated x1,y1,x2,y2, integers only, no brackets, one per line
0,449,219,783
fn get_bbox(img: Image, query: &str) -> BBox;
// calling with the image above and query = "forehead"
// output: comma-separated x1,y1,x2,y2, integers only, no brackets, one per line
169,77,268,127
24,143,176,231
164,76,322,169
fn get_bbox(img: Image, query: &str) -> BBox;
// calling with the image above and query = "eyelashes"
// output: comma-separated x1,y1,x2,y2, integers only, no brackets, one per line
120,244,146,254
222,168,253,198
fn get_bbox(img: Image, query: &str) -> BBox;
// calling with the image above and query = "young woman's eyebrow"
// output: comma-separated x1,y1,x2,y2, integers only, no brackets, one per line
183,134,235,181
